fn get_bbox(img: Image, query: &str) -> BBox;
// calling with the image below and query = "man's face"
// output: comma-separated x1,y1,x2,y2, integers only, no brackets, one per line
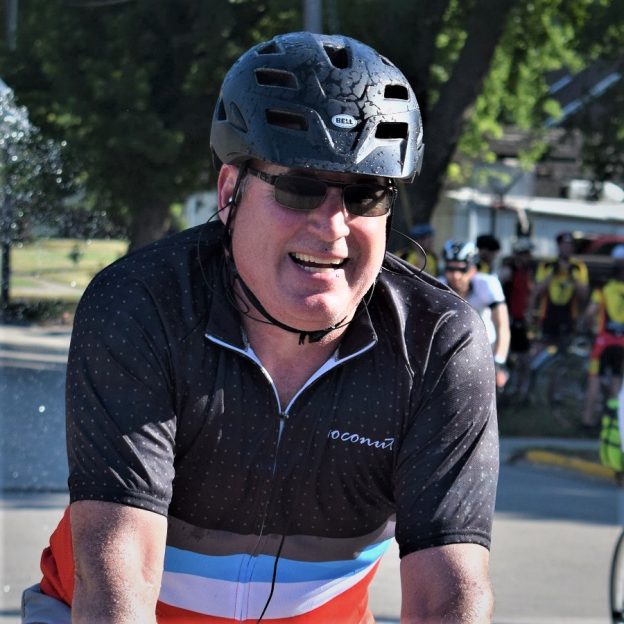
445,262,476,296
218,163,389,332
558,239,574,260
478,248,497,265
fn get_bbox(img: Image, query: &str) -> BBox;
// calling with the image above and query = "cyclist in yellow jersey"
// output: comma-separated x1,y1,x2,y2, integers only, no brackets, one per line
580,245,624,430
532,231,589,342
397,223,439,276
476,234,501,274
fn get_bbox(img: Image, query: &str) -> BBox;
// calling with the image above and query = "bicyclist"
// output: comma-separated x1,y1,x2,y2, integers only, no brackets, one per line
397,222,439,275
580,245,624,431
499,237,536,401
442,239,511,388
531,231,589,344
475,234,501,274
23,33,499,623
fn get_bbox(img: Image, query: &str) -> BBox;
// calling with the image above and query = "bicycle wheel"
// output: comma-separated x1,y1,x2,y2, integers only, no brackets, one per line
610,528,624,624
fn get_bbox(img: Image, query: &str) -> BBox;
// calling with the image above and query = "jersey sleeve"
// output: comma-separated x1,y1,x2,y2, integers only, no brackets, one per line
65,268,177,516
393,303,499,556
485,274,506,305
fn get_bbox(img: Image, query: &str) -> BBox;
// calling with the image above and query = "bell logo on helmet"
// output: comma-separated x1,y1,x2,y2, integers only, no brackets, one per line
331,114,357,129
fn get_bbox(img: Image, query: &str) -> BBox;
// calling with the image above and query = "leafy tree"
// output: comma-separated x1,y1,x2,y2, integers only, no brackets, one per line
335,0,621,226
2,0,300,249
3,0,622,248
0,80,74,307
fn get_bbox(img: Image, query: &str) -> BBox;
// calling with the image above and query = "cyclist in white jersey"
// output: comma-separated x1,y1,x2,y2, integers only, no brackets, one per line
442,239,510,388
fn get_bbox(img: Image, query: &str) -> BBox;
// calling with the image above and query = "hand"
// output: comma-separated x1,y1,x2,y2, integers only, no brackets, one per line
495,363,509,388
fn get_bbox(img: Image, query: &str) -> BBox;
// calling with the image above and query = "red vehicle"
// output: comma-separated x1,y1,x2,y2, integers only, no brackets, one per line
563,233,624,288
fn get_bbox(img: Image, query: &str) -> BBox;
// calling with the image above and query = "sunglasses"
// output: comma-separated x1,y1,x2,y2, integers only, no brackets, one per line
247,167,396,217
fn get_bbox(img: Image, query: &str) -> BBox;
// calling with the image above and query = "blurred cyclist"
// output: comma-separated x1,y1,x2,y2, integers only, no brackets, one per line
580,244,624,431
397,222,439,276
442,240,510,388
475,233,501,274
531,231,589,344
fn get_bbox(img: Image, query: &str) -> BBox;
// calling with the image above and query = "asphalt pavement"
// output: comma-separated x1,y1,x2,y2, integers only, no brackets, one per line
0,322,612,623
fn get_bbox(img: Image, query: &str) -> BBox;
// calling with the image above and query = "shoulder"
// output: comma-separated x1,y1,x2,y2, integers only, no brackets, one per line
472,272,505,299
378,254,488,344
76,222,224,338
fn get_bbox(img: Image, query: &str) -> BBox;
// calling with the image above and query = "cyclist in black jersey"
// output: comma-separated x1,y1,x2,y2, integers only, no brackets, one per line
25,32,499,624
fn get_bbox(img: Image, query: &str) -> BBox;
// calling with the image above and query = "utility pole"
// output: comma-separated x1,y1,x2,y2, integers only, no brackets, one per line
303,0,322,33
2,0,18,314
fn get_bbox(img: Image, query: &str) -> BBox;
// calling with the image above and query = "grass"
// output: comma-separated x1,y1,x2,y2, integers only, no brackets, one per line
498,402,589,438
9,238,128,302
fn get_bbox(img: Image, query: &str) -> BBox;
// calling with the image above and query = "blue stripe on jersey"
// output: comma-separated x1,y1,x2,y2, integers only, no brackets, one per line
164,538,391,583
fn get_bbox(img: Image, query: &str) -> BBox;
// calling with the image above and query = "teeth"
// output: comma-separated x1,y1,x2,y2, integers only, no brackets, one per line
292,253,344,265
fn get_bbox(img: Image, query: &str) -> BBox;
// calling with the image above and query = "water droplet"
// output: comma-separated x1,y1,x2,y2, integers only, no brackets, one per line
38,405,46,413
70,280,77,288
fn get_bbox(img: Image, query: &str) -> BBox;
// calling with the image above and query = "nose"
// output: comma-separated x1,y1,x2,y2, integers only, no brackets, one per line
307,187,351,240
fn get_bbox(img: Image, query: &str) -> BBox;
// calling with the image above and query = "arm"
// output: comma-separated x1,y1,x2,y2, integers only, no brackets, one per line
400,543,493,623
71,500,167,623
491,302,510,364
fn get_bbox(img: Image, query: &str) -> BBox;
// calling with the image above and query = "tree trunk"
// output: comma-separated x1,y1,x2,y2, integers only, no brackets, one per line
127,196,172,252
409,0,519,224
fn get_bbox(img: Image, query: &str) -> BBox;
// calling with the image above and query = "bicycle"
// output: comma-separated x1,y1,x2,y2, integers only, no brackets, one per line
527,334,592,427
610,526,624,624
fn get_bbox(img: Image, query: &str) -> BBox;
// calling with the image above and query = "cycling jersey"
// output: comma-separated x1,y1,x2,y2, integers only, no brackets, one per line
534,258,588,338
37,222,498,623
588,279,624,376
440,272,506,346
398,248,438,276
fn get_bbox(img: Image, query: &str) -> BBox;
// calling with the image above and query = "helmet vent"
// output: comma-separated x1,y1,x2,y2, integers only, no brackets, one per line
216,98,226,121
323,44,350,69
228,103,248,132
266,109,308,131
256,41,281,55
384,84,409,100
375,122,408,139
255,69,298,89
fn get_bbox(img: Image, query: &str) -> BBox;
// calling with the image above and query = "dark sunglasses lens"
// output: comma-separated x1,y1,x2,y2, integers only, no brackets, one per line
344,185,392,216
274,176,326,211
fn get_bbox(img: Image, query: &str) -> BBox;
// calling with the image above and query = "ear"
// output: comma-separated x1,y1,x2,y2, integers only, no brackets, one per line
216,164,240,225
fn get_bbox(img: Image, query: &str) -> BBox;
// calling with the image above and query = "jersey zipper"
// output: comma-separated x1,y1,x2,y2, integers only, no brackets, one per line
205,333,376,619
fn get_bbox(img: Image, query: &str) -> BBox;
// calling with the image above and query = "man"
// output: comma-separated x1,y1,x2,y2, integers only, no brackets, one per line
498,238,536,401
24,33,498,623
397,223,439,276
442,240,511,388
531,231,589,344
580,245,624,430
475,234,501,275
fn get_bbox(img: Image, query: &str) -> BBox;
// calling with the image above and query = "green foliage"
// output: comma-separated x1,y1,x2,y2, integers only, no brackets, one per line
2,0,300,245
2,0,622,245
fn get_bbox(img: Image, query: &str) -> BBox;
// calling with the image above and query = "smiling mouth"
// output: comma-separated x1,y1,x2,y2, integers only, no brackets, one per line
290,252,348,273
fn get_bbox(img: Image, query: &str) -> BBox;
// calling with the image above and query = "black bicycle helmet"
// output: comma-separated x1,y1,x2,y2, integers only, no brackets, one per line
210,31,424,180
442,240,478,265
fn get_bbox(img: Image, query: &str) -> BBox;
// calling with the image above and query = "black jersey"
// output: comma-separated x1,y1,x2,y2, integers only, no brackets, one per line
43,221,499,622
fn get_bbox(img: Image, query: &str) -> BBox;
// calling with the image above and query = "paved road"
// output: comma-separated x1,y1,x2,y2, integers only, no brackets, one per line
1,323,619,623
